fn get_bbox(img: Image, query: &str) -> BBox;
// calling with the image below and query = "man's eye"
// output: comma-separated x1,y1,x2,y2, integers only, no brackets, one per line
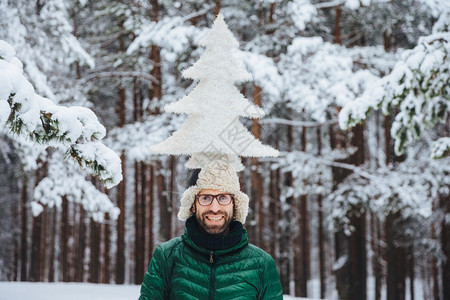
218,195,227,201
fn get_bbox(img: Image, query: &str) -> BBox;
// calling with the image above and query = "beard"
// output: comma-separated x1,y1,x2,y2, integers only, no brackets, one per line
195,210,233,236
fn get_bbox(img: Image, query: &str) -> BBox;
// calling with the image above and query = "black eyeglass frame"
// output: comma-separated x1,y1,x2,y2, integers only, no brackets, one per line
195,194,234,206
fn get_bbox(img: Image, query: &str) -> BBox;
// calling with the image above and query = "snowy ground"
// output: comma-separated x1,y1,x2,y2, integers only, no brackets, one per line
0,282,311,300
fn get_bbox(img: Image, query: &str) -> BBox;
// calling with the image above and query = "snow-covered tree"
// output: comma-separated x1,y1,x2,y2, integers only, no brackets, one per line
150,14,279,170
0,40,122,187
280,36,397,123
340,11,450,158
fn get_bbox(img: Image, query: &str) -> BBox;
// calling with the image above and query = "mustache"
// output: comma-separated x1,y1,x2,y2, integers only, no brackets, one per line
201,211,226,216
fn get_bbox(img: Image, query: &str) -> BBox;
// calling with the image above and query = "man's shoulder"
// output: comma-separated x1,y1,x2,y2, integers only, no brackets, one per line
244,242,275,262
156,236,184,254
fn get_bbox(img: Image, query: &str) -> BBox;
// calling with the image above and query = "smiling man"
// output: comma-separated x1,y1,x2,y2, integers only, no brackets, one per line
139,161,283,299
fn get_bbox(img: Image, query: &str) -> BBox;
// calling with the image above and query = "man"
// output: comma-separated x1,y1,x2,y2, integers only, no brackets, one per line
139,161,283,299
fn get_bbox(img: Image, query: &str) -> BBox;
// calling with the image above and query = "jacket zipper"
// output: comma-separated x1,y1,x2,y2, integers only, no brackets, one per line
209,251,215,300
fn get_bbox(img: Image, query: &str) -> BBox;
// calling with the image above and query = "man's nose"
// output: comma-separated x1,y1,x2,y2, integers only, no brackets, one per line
210,199,221,212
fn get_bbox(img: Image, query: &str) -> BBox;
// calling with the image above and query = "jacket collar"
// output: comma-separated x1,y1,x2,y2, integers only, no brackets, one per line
182,216,248,255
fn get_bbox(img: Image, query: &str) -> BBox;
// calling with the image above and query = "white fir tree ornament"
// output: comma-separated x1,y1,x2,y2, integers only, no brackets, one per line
150,14,278,170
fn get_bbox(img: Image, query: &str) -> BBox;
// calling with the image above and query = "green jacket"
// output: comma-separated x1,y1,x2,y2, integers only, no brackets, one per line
139,227,283,299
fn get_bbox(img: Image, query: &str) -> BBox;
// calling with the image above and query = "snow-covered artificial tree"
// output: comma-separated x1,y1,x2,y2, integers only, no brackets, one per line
340,11,450,159
150,14,278,170
0,40,122,188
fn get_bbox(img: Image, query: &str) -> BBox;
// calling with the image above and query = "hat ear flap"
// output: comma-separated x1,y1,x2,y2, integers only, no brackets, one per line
233,192,249,224
178,186,201,221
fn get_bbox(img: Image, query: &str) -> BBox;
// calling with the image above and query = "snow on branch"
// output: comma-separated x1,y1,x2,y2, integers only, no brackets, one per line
0,40,122,188
431,137,450,159
327,157,449,247
339,14,450,158
126,9,209,55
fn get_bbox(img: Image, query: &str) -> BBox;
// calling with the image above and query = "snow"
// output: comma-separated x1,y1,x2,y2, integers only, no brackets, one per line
431,137,450,158
288,0,317,31
0,282,140,300
236,50,283,102
126,16,202,55
0,282,309,300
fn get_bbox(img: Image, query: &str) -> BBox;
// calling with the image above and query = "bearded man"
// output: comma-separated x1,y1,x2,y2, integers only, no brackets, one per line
139,161,283,299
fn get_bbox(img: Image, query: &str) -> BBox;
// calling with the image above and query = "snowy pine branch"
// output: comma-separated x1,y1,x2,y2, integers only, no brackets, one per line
0,40,122,188
328,158,449,238
339,14,450,158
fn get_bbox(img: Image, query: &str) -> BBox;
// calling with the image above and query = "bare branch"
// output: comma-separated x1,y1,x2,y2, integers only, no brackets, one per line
181,4,215,23
79,71,160,85
260,118,338,128
315,0,345,10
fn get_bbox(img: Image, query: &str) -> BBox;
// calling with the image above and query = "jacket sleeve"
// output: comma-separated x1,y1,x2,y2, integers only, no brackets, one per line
139,246,169,300
260,257,283,300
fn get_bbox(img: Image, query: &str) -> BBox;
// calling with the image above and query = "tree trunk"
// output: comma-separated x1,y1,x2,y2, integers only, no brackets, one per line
386,213,406,300
294,194,308,297
20,176,28,281
384,116,406,300
318,194,326,298
442,192,450,300
348,124,367,300
334,5,342,45
115,26,127,279
409,246,415,300
251,84,264,248
61,196,69,282
168,156,177,237
214,0,221,16
48,208,56,282
300,127,310,290
330,121,350,299
316,127,326,298
348,211,367,300
333,123,367,300
334,230,350,298
268,135,280,261
149,0,161,115
116,151,126,284
13,202,19,281
371,212,382,300
102,213,111,284
135,161,146,284
76,206,86,282
431,219,439,300
267,2,276,24
280,125,294,294
40,209,47,281
157,159,172,241
30,213,42,282
294,126,310,297
147,165,155,258
89,219,100,283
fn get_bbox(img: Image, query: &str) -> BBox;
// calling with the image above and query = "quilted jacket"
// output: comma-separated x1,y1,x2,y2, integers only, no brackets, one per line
139,223,282,299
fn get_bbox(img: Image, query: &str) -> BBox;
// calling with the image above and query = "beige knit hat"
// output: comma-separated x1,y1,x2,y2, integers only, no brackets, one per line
178,160,249,224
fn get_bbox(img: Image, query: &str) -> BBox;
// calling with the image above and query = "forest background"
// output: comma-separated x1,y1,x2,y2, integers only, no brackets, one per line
0,0,449,300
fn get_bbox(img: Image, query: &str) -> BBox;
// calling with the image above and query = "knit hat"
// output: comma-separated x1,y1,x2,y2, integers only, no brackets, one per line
178,160,249,224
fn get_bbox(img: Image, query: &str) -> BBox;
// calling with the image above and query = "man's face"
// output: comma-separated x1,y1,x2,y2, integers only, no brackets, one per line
194,189,234,235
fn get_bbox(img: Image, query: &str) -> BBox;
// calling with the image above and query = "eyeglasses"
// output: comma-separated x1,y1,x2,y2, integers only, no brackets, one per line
195,194,234,206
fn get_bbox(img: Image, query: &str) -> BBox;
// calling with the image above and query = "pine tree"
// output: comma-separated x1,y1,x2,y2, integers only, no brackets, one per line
150,14,278,170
